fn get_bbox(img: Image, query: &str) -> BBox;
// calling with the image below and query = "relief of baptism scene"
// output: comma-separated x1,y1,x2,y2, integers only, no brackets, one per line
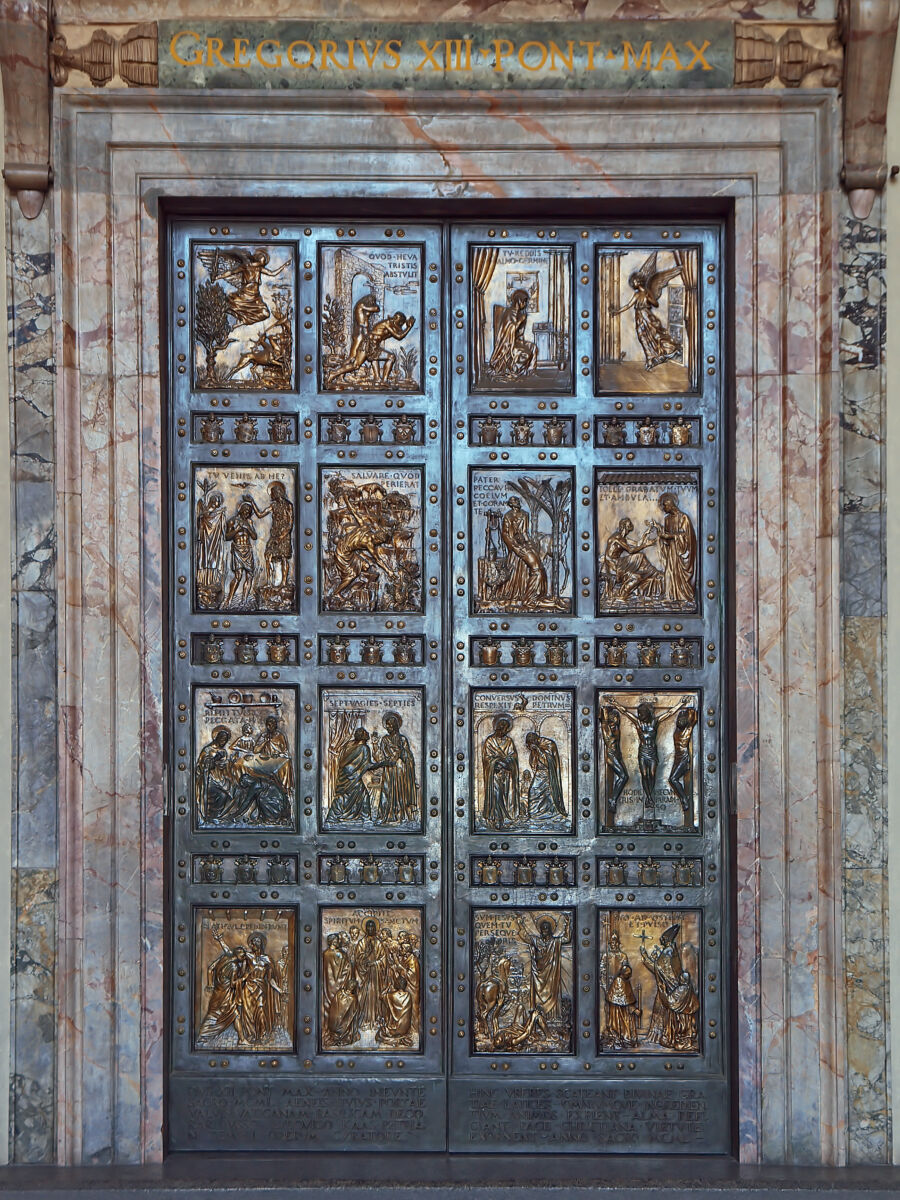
193,466,296,613
472,909,574,1055
320,244,422,391
596,471,699,614
472,469,573,615
472,690,573,835
597,910,701,1054
320,467,422,613
192,243,294,389
598,689,700,832
595,246,699,394
194,688,295,830
469,245,572,392
321,689,423,833
320,908,422,1052
194,908,294,1052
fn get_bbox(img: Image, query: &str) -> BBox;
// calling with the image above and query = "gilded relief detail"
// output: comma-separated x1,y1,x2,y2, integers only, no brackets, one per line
320,467,422,613
320,244,422,391
473,908,574,1054
194,466,296,613
320,908,422,1052
321,689,423,833
472,469,573,615
194,908,294,1052
472,690,573,834
193,244,294,390
598,911,700,1054
194,687,296,830
596,471,699,614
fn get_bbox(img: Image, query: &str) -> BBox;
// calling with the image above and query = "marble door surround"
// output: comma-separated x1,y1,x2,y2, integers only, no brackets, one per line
45,86,844,1164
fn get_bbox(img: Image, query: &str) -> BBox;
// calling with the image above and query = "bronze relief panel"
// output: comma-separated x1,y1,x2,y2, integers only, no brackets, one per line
192,242,296,390
595,245,700,395
469,243,573,393
320,243,423,392
193,685,296,831
471,467,573,616
598,688,700,832
471,688,574,835
596,470,699,615
320,907,423,1052
193,907,296,1053
597,909,701,1054
472,907,574,1054
193,465,297,614
320,687,423,833
320,466,423,614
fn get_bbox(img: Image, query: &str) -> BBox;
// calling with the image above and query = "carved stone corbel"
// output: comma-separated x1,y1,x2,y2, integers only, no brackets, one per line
839,0,900,220
50,23,158,88
0,0,52,219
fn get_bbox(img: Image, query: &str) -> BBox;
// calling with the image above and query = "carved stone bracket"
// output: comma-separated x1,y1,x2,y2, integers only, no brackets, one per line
50,23,158,89
0,0,52,219
734,21,842,88
839,0,900,220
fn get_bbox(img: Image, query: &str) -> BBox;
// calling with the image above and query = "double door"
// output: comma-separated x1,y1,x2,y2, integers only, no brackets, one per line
166,216,730,1153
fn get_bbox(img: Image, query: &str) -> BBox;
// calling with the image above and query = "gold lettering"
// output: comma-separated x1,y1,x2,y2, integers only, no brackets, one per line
549,40,574,72
355,39,383,69
286,40,316,69
685,39,712,70
256,39,283,69
384,38,402,69
206,38,229,68
445,39,468,71
622,40,652,70
491,38,514,72
233,37,251,68
518,40,548,71
345,39,356,69
654,41,682,70
578,40,603,70
416,39,442,71
320,40,346,70
169,30,204,67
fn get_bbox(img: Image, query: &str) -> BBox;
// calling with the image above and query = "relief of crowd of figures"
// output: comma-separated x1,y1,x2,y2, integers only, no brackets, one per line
175,224,719,1080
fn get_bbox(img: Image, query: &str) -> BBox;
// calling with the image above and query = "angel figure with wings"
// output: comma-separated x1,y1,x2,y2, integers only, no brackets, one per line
611,253,683,370
197,247,289,330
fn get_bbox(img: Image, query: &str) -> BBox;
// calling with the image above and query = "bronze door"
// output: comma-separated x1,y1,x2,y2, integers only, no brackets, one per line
165,217,730,1153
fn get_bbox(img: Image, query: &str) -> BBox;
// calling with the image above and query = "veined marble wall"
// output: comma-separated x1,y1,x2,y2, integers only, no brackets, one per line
0,2,891,1168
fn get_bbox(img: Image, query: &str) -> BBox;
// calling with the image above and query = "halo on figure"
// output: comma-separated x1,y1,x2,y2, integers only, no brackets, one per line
211,724,231,739
534,912,558,934
248,931,267,951
492,712,514,730
383,711,402,727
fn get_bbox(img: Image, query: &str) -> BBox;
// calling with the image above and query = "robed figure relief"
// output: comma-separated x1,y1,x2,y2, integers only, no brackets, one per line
597,476,698,614
482,715,519,831
640,923,700,1052
598,931,640,1050
320,911,422,1052
195,915,293,1052
611,253,682,370
473,909,574,1055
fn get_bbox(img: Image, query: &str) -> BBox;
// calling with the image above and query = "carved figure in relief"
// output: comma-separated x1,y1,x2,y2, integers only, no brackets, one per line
524,732,566,824
322,916,420,1051
514,912,572,1027
650,493,697,604
668,705,698,815
322,932,358,1047
224,500,260,608
482,715,520,831
602,517,662,603
373,712,419,825
599,705,630,815
326,293,416,389
253,715,294,796
195,708,293,830
195,725,235,822
598,931,640,1049
640,924,699,1051
326,729,381,825
195,483,227,608
604,697,689,819
198,924,289,1050
611,252,682,371
323,477,420,613
488,289,539,379
198,247,289,328
498,497,548,607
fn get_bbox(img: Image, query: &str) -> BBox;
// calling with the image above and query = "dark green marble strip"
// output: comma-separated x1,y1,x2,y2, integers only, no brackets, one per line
158,20,734,90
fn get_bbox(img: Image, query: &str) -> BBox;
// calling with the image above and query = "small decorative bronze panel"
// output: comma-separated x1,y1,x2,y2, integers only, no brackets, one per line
168,218,729,1155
